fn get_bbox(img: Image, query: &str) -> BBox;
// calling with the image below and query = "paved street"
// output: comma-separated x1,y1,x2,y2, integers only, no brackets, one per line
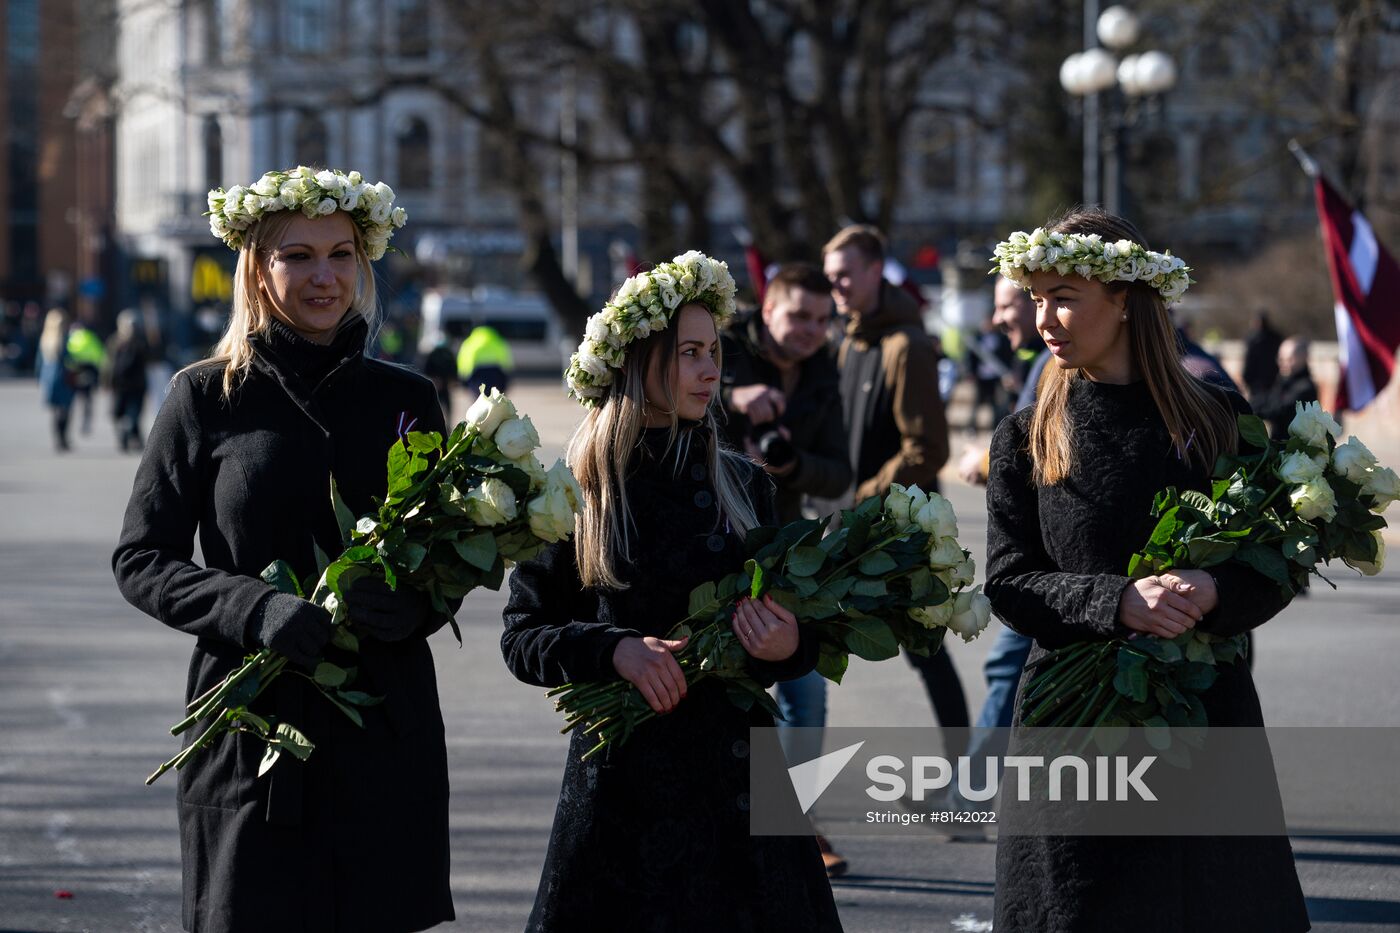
2,375,1398,932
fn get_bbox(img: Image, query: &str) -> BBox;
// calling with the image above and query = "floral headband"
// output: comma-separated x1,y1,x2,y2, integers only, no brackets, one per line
566,250,738,407
206,166,406,260
991,227,1193,305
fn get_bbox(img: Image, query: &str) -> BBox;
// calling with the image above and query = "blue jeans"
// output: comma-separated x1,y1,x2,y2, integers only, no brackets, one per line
952,624,1033,807
773,670,827,766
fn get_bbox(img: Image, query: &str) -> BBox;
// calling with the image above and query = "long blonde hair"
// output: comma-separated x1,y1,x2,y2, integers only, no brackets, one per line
1029,207,1236,485
198,210,379,400
39,308,71,361
567,316,759,589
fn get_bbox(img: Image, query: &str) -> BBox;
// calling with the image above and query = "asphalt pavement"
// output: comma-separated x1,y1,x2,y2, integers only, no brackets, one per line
1,375,1397,932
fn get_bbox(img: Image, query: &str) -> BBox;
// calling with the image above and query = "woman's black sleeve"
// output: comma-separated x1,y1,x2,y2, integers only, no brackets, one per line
982,415,1133,649
111,372,277,649
501,540,642,688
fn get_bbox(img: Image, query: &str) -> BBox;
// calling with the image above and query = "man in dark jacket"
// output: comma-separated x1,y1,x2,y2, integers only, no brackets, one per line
720,262,853,522
719,261,854,876
1256,337,1319,440
1242,310,1283,400
823,224,967,774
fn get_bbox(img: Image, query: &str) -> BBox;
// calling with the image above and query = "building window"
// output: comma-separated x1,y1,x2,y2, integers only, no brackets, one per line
202,0,234,63
203,116,224,191
286,0,325,54
295,114,328,168
397,118,432,190
921,141,957,191
397,0,431,58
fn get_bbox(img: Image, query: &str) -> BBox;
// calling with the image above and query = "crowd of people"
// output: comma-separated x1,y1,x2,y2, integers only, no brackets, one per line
103,156,1314,933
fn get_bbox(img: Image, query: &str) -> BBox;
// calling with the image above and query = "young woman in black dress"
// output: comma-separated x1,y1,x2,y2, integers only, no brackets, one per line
501,256,843,932
984,208,1309,932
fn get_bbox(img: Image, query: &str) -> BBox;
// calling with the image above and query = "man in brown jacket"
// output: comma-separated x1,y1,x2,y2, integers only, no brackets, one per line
823,224,968,771
823,225,949,501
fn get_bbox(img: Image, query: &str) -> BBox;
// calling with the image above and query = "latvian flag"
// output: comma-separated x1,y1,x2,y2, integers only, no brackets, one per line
1315,175,1400,411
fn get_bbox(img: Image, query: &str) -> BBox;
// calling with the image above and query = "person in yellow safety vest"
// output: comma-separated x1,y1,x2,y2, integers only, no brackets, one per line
455,323,514,399
67,322,107,435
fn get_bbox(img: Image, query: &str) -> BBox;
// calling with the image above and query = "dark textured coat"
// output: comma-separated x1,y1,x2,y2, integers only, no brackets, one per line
719,310,853,522
984,377,1309,933
837,282,949,500
113,319,455,933
501,427,844,933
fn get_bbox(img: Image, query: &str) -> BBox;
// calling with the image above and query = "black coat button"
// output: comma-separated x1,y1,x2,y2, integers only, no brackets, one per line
694,490,714,509
690,463,707,482
737,792,750,812
731,739,749,759
706,534,725,552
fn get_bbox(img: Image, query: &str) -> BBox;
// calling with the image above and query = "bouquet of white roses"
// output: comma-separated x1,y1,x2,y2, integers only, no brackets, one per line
549,484,992,760
1020,402,1394,751
146,389,582,784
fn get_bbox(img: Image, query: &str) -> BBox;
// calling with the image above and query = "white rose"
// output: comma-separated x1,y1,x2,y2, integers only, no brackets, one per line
511,452,548,491
909,600,956,630
947,588,993,642
1276,450,1326,485
1026,245,1046,265
1343,529,1385,576
576,349,611,380
927,535,965,569
251,174,280,197
369,201,393,225
391,206,407,228
1331,436,1378,484
1362,466,1400,512
883,484,913,524
464,387,517,439
222,185,247,219
914,494,959,540
1073,264,1093,278
526,461,583,543
1287,400,1341,448
312,197,335,216
494,415,540,460
464,477,517,527
338,186,362,211
659,284,681,310
315,169,342,191
1030,228,1048,246
1290,478,1338,522
950,557,976,588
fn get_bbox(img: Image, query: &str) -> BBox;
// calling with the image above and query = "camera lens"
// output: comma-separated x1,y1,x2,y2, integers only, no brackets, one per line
757,429,796,469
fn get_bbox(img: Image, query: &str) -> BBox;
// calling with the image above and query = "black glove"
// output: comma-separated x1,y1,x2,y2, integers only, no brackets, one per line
251,592,332,668
343,576,434,643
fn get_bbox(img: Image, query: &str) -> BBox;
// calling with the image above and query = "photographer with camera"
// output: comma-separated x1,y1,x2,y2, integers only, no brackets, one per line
719,261,852,876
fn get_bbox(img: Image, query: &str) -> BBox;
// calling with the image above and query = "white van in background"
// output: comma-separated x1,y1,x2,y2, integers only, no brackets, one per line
418,286,571,373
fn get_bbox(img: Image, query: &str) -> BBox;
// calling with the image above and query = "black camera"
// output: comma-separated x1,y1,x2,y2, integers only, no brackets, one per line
753,426,797,470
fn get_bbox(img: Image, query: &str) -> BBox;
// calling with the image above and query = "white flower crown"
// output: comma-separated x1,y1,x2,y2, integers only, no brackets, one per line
206,166,406,261
991,227,1193,305
567,250,739,407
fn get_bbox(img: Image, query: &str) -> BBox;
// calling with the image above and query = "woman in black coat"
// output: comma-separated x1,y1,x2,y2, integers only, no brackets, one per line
113,169,456,933
502,256,843,932
984,209,1309,932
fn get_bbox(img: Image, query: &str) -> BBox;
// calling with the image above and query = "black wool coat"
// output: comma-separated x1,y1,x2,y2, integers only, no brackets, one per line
113,319,455,933
984,377,1309,933
501,426,844,933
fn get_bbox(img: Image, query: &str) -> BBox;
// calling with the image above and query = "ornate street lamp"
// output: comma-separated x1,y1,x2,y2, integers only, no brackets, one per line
1059,5,1177,213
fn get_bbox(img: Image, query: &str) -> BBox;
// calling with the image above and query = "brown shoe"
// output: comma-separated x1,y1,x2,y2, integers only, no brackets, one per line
816,834,848,878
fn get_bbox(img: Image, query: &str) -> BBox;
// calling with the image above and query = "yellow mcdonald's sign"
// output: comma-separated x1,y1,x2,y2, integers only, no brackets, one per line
191,254,233,303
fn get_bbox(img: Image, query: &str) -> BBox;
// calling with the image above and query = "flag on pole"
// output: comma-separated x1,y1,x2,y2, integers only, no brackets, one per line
1313,174,1400,411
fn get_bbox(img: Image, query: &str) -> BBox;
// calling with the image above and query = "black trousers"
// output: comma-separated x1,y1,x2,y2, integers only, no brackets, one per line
905,646,970,760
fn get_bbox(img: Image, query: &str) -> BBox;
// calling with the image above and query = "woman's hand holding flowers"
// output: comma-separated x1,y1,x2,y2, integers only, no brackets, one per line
344,576,434,642
612,635,690,714
732,593,799,662
1118,576,1203,638
1156,570,1219,616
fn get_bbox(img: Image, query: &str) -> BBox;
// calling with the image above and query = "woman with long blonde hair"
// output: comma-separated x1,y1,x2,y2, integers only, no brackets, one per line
984,207,1307,931
114,167,457,932
502,252,843,931
37,307,76,451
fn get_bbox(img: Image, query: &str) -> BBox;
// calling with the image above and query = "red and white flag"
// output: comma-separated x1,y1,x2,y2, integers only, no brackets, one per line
1314,175,1400,411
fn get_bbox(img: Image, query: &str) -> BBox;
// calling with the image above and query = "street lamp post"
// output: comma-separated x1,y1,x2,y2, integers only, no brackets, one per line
1059,5,1177,214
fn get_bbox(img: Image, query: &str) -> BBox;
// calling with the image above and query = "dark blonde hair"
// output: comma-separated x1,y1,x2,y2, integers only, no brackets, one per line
567,306,758,589
1029,207,1237,485
821,224,886,264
